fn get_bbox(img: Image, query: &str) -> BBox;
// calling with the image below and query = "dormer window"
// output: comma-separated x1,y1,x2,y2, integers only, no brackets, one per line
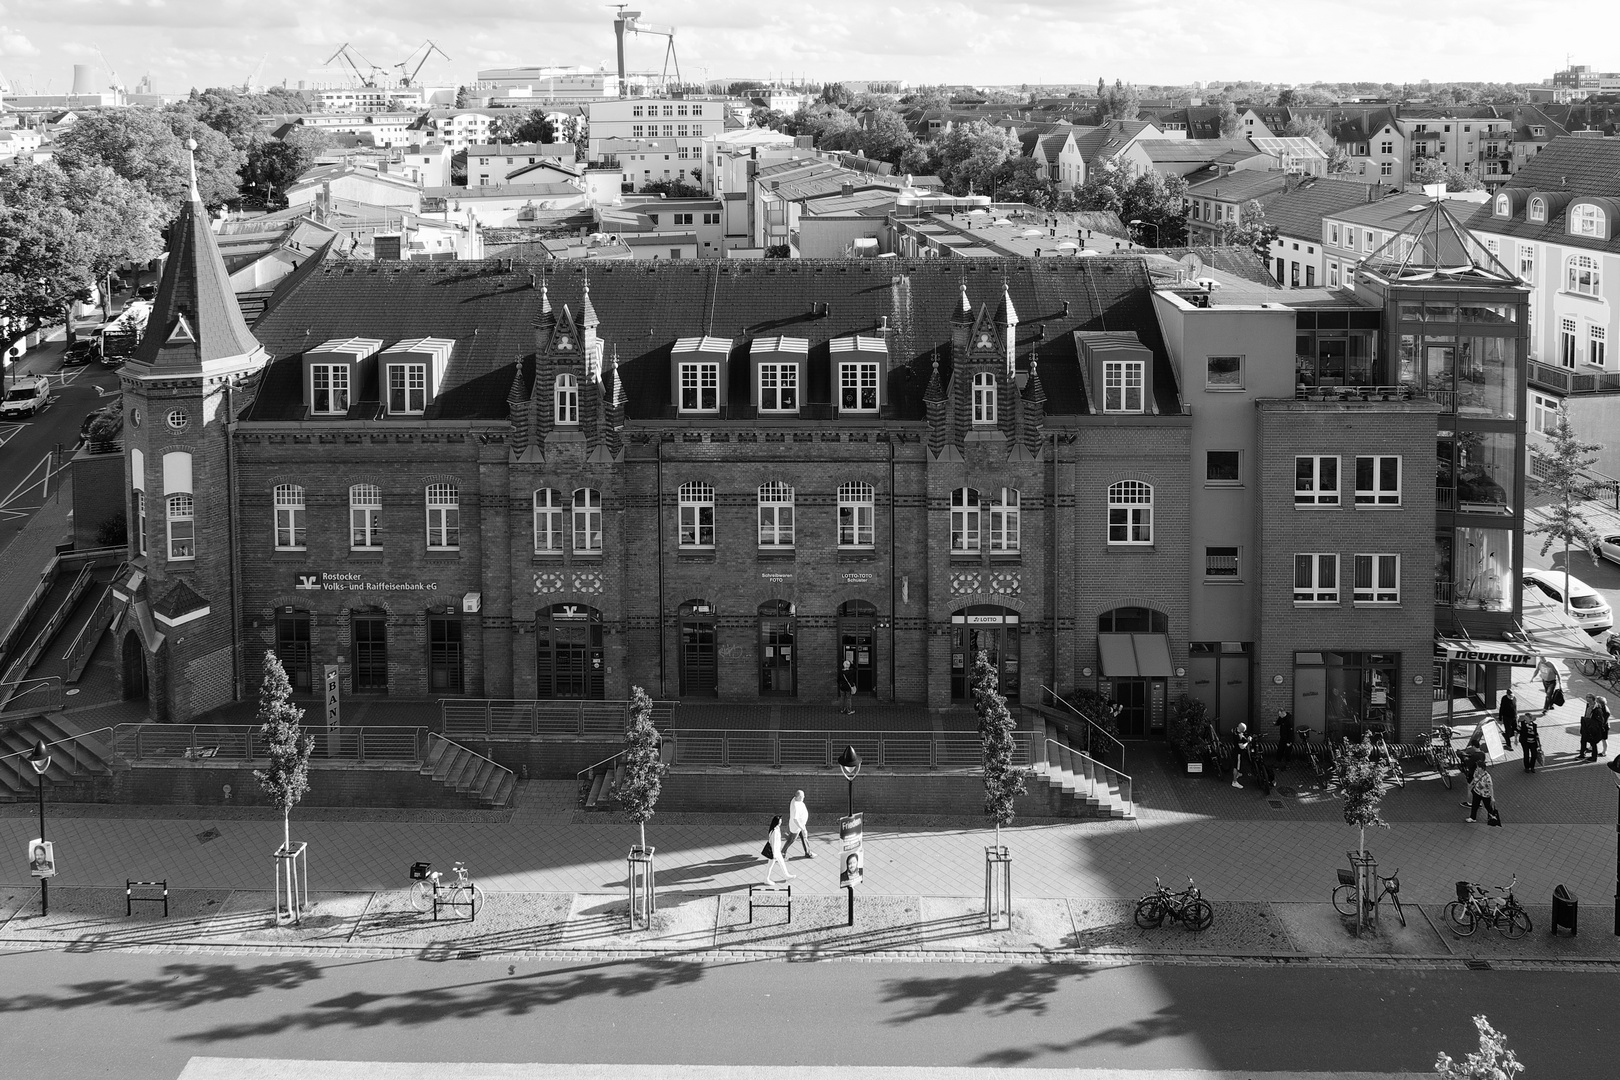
1494,193,1510,217
1531,126,1546,137
1571,203,1607,238
679,360,718,413
1528,197,1546,223
972,372,997,424
1103,360,1145,413
311,364,350,415
554,373,579,425
388,363,426,414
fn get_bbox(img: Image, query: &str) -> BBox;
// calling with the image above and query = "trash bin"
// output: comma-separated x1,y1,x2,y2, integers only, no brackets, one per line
1551,885,1577,937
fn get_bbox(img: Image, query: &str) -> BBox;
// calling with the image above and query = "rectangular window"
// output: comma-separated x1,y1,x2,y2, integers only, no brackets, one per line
703,212,720,225
388,363,427,414
428,617,463,692
631,125,644,138
1353,553,1400,603
1327,261,1340,288
839,362,880,413
1354,455,1401,506
1345,227,1357,249
274,487,306,549
136,490,147,557
1561,318,1578,369
311,364,350,414
679,362,719,413
1205,546,1239,579
1102,360,1144,412
839,483,875,548
1305,265,1316,287
679,503,714,547
573,490,602,553
1379,162,1394,176
1518,244,1534,280
1206,450,1241,485
1295,455,1339,506
1205,355,1242,389
351,485,383,549
425,484,459,549
1591,325,1607,369
1294,553,1340,603
673,212,693,225
989,489,1020,552
1329,223,1340,245
758,363,798,412
167,494,195,561
1531,391,1561,435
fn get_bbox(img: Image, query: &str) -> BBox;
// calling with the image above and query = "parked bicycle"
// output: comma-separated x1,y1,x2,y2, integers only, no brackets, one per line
1445,876,1531,938
1201,722,1232,776
1134,876,1213,932
1297,726,1332,785
1579,653,1620,685
409,861,485,918
1419,726,1459,789
1332,864,1405,927
1371,731,1406,788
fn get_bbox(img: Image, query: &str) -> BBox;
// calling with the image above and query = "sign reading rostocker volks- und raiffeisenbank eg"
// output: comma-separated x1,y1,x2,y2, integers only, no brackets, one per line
295,572,439,593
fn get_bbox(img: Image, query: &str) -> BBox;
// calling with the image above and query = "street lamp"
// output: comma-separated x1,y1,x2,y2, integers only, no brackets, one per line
837,744,862,817
1130,218,1160,248
28,739,50,916
1609,755,1620,936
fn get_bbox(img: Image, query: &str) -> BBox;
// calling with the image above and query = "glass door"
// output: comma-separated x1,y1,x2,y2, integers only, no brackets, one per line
758,601,795,697
839,600,876,694
428,617,463,693
351,615,387,693
275,611,312,693
680,601,717,697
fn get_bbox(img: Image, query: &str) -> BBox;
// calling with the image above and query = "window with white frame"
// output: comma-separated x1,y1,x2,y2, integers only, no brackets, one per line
135,490,147,556
1528,197,1546,222
1205,546,1239,579
311,364,350,415
387,363,426,414
1328,223,1341,245
554,373,579,424
1484,238,1500,257
950,488,980,551
274,484,306,549
1345,226,1357,249
167,494,195,560
1206,355,1242,389
988,488,1020,552
1567,254,1601,297
839,361,880,413
1562,318,1579,369
1353,553,1400,603
1380,161,1394,176
1107,480,1153,544
1327,261,1340,288
678,362,719,413
573,488,602,553
1532,392,1561,435
1354,456,1401,506
1380,140,1393,154
1571,203,1607,238
1592,325,1608,368
1293,553,1339,603
1518,243,1535,280
838,481,874,547
1295,455,1339,506
532,489,563,552
971,372,997,423
678,481,715,548
1494,193,1511,217
757,481,794,547
425,483,459,549
758,363,798,412
351,484,382,549
1102,360,1144,412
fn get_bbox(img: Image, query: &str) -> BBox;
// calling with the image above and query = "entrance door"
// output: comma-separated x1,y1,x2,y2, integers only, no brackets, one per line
838,600,877,693
121,632,146,700
428,616,463,693
679,600,717,697
758,600,795,696
538,604,605,699
351,615,388,693
275,610,312,693
950,606,1020,701
1115,680,1149,738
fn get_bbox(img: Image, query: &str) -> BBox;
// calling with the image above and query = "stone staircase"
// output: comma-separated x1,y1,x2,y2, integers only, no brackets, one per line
0,713,113,802
1025,719,1134,819
420,735,515,809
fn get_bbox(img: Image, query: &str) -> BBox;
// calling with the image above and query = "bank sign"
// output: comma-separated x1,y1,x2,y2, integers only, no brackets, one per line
295,572,439,593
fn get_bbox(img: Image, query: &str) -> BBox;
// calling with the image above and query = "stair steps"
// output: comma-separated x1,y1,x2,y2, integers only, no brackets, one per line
1027,729,1133,820
418,736,513,808
0,713,114,802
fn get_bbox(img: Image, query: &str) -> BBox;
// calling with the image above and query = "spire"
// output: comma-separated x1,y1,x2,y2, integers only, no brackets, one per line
186,137,200,204
609,346,625,408
953,281,972,322
924,358,945,402
580,270,598,327
1022,357,1046,403
533,272,555,327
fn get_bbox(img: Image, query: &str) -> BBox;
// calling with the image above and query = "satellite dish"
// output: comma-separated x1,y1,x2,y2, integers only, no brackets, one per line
1179,253,1205,278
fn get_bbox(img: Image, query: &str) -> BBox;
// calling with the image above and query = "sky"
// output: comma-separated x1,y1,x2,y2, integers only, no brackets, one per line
0,0,1607,97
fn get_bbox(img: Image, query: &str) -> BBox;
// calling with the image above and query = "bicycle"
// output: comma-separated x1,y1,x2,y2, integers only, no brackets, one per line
409,861,485,918
1134,876,1213,932
1297,726,1332,785
1579,653,1620,684
1332,864,1405,927
1201,722,1232,776
1419,726,1458,789
1445,876,1531,938
1371,731,1405,789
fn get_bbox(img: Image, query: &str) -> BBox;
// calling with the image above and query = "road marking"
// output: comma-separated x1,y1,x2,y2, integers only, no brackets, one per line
0,452,53,514
0,423,25,449
174,1062,1434,1080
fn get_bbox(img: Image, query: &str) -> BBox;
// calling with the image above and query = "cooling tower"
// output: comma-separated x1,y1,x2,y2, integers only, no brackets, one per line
72,64,96,94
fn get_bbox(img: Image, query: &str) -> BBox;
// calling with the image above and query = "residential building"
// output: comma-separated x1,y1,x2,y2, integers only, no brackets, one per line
604,197,724,258
284,112,422,149
1183,170,1293,247
314,87,433,114
421,182,589,228
586,97,728,162
476,66,620,100
467,143,578,186
1319,192,1490,295
596,137,700,191
414,109,506,152
285,162,425,212
1259,177,1393,290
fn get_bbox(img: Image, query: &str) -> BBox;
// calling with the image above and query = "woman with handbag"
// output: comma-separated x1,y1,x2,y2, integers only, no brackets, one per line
1467,762,1502,827
761,815,794,887
1518,714,1541,773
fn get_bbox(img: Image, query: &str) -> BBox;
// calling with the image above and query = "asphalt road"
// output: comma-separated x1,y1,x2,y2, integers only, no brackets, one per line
0,950,1610,1079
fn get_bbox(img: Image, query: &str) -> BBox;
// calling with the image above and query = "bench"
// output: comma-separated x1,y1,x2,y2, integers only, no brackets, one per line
126,879,169,917
747,883,792,924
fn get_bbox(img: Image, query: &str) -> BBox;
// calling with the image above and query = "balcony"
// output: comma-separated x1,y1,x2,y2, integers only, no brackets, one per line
1436,485,1456,511
1528,360,1620,395
1435,580,1454,605
1293,384,1416,403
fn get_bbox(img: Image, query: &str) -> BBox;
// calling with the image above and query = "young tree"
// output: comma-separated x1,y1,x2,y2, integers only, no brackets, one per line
1217,100,1242,139
1331,733,1394,858
507,109,557,144
1218,199,1279,261
1435,1015,1524,1079
1119,169,1191,247
617,685,666,853
1527,404,1604,614
1100,79,1141,122
252,650,314,858
1284,114,1337,155
1413,158,1483,192
972,651,1027,849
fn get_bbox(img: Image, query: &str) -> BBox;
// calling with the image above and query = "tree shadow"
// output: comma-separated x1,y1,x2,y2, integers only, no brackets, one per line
0,960,327,1015
600,853,759,889
878,964,1094,1024
973,1008,1189,1066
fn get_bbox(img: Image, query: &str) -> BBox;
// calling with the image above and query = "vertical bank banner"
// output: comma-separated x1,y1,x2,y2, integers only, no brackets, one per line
324,664,341,735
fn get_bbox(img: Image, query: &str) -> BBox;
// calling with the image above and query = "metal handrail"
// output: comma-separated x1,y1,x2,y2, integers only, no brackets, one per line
1041,738,1134,817
669,729,1029,769
576,748,627,783
113,722,425,764
1041,685,1125,768
426,732,515,794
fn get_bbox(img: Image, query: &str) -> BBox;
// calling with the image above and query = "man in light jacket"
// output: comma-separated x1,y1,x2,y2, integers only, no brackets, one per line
786,790,814,858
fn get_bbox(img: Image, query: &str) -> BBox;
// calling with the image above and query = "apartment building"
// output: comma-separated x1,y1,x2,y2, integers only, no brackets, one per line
1183,170,1292,246
586,97,728,162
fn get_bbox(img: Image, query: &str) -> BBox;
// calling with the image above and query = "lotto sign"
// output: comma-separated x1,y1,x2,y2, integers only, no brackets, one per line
839,813,864,887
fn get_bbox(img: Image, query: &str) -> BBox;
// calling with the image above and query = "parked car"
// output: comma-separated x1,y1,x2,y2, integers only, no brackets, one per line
136,284,157,300
61,339,98,367
1594,534,1620,567
1523,568,1613,634
0,375,52,418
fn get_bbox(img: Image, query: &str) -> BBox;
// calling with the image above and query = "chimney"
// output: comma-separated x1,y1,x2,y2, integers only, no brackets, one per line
841,181,854,197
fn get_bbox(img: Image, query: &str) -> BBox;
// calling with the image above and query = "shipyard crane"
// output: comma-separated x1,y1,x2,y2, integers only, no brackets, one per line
611,6,682,95
323,43,384,88
94,46,125,94
395,40,451,87
242,53,268,93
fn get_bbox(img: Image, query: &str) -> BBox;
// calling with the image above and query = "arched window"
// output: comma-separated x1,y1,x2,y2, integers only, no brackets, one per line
1528,197,1546,223
554,373,579,425
1494,193,1509,217
425,482,459,549
989,488,1020,552
273,484,306,549
1570,203,1606,238
972,372,997,424
166,494,195,561
533,488,563,552
350,484,382,549
838,481,874,548
757,481,794,547
678,481,715,548
572,488,602,552
951,487,981,551
1107,481,1153,545
1567,254,1601,297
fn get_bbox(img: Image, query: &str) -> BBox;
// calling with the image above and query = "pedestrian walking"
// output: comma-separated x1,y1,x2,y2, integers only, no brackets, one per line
1599,695,1612,758
1274,708,1295,767
1580,694,1610,761
760,815,795,887
1458,727,1486,801
785,790,814,858
1231,722,1252,789
1518,714,1541,773
1534,654,1562,716
1467,762,1502,827
1497,688,1516,751
838,659,857,715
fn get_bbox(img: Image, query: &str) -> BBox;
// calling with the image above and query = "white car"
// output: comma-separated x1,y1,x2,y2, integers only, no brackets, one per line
0,375,51,418
1523,568,1613,634
1595,534,1620,566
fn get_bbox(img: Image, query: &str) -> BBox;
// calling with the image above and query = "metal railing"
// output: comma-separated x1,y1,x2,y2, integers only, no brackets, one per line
440,699,678,740
0,565,94,707
0,676,64,716
1293,384,1415,403
1039,686,1125,771
1436,484,1456,511
1435,580,1455,605
670,728,1030,769
426,732,515,798
1529,360,1620,396
114,723,425,764
1039,738,1134,817
63,564,127,683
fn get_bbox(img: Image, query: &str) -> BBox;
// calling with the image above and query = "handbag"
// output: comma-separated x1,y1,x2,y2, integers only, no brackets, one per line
1535,748,1545,765
1487,806,1503,827
1552,687,1565,708
761,841,774,859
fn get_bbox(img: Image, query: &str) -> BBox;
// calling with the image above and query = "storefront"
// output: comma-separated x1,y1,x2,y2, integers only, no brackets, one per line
758,600,795,696
536,603,605,699
1294,651,1399,736
950,606,1020,701
1097,607,1173,737
838,599,877,694
679,599,718,697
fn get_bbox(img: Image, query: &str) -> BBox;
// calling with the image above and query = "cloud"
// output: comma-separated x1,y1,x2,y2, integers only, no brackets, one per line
1,26,39,57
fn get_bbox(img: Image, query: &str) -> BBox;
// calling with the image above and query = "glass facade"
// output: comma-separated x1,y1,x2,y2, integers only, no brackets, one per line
1293,651,1400,735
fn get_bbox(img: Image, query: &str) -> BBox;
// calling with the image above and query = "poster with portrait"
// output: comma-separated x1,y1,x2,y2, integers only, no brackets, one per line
839,848,864,887
27,838,56,878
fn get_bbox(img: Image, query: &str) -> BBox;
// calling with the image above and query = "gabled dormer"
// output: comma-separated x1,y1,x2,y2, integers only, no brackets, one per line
671,336,731,415
829,335,887,417
1076,331,1155,415
751,335,808,415
380,337,453,417
303,337,382,418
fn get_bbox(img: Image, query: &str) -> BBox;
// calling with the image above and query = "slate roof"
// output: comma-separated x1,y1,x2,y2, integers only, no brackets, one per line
1465,137,1620,256
1070,121,1156,164
1259,177,1392,241
133,191,263,372
1135,138,1251,166
245,256,1174,423
1184,170,1291,203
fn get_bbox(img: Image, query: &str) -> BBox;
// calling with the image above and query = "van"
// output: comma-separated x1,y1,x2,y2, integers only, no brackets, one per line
0,376,51,418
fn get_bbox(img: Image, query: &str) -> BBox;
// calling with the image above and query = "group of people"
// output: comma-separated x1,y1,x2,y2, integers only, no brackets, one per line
761,790,815,887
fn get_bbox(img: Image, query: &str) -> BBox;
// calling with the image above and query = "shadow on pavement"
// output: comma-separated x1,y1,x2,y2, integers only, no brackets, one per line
0,959,327,1016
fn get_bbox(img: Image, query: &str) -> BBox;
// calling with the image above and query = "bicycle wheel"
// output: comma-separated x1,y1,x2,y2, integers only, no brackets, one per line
1386,891,1406,928
1446,901,1479,937
467,884,485,917
1436,753,1453,789
409,879,433,912
1186,898,1213,931
1332,884,1359,916
1502,905,1531,939
1134,897,1165,929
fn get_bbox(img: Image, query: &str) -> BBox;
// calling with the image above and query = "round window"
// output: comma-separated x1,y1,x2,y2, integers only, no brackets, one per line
166,408,188,431
129,407,141,428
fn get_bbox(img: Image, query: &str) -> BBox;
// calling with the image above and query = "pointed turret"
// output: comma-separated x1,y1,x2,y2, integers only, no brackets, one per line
950,281,974,358
604,346,625,457
580,272,600,376
996,282,1019,378
1020,356,1046,456
924,357,949,457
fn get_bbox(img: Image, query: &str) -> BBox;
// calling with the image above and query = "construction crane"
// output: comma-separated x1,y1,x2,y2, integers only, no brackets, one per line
242,53,268,94
94,46,125,94
395,41,450,88
611,6,681,96
323,43,384,88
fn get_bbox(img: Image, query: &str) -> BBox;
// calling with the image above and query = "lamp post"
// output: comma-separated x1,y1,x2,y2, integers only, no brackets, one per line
1609,755,1620,935
837,745,863,927
837,744,862,817
28,740,50,916
1129,218,1160,248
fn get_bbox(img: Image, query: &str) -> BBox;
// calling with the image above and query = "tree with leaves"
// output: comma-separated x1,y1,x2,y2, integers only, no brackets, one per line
172,88,265,151
1284,114,1337,156
1331,733,1395,858
54,107,245,215
507,109,557,145
990,156,1057,209
242,127,336,203
934,120,1020,196
638,178,707,199
618,686,666,854
1218,199,1279,261
1435,1015,1523,1079
1528,404,1604,614
252,651,314,860
1413,158,1483,192
973,651,1027,849
1100,79,1141,123
1217,100,1242,139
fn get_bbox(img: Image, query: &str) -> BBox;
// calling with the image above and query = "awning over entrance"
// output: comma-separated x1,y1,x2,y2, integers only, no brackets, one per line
1098,633,1174,678
1433,638,1539,666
